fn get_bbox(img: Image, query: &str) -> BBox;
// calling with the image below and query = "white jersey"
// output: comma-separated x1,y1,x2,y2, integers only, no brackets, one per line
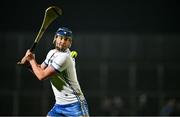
43,48,85,105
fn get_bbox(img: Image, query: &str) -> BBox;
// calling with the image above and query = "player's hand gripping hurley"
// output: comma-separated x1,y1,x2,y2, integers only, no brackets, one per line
17,6,62,64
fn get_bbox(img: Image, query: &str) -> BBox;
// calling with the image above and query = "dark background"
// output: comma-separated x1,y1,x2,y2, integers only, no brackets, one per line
0,0,180,116
1,0,179,33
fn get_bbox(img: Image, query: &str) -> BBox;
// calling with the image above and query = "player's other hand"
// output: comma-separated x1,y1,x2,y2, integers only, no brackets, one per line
24,49,35,61
20,56,28,64
19,49,35,64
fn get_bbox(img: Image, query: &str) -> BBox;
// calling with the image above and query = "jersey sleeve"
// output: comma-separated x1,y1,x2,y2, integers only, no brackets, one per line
51,53,68,72
43,50,54,66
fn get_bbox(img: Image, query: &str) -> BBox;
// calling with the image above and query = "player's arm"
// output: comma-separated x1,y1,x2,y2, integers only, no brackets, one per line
41,62,48,69
23,50,56,80
29,59,56,80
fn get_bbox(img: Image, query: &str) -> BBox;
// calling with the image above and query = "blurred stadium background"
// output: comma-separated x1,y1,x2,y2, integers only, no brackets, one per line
0,0,180,116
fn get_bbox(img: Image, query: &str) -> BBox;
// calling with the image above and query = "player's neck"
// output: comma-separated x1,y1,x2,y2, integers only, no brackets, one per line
55,47,68,52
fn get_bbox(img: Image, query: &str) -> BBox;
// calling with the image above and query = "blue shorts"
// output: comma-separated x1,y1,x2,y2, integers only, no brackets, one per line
47,100,89,116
